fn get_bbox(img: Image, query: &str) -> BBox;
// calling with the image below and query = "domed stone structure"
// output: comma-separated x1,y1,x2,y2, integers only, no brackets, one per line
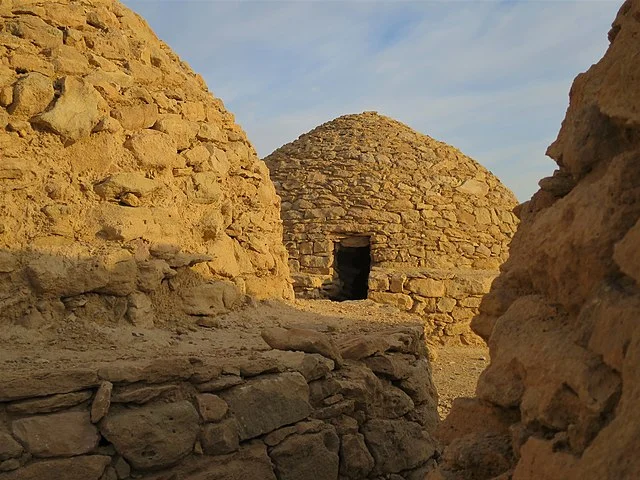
0,0,292,328
265,112,519,342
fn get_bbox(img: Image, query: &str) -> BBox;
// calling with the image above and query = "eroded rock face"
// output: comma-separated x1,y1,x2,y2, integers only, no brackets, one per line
100,401,200,470
264,112,518,343
0,0,292,330
434,1,640,478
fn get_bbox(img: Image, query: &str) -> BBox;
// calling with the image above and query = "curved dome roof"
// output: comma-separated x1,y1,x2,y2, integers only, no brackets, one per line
265,111,519,272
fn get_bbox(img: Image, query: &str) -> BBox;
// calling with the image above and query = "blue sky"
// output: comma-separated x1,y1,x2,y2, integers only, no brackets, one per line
122,0,621,201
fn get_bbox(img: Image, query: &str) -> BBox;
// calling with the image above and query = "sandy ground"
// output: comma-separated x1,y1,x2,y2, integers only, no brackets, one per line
0,298,487,418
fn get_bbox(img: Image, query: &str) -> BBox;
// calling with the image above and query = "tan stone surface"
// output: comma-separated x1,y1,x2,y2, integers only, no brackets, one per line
437,1,640,478
0,0,292,332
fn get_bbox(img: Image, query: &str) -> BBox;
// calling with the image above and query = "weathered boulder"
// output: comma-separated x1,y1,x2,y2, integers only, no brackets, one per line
100,401,199,470
221,373,311,440
90,381,113,423
260,350,335,381
182,282,242,316
5,391,92,415
8,72,53,117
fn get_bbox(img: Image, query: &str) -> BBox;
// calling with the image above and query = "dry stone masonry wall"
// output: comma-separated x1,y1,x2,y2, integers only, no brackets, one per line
430,1,640,478
0,326,441,480
265,113,518,343
0,0,292,329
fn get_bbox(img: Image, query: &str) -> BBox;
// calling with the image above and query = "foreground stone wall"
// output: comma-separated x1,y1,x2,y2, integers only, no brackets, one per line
431,1,640,478
0,326,439,480
0,0,292,328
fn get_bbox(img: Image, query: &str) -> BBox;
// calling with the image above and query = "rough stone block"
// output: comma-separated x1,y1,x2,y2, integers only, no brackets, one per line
407,278,445,297
200,419,239,456
100,401,199,470
362,419,436,474
195,394,228,422
221,372,311,440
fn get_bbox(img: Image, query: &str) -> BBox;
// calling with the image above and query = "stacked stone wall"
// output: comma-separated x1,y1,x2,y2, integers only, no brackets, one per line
0,327,440,480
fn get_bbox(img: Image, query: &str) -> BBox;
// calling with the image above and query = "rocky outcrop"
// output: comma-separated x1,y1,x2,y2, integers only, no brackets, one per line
265,112,518,343
0,326,440,479
432,1,640,478
0,0,292,330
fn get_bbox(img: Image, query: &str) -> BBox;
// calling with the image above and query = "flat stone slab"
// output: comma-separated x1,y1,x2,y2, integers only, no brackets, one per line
11,412,99,458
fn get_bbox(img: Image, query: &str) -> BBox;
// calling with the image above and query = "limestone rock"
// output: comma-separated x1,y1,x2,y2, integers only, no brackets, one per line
11,412,99,458
200,419,239,456
362,419,436,474
181,281,242,316
261,327,343,365
261,350,335,381
141,443,276,480
339,433,375,478
35,77,105,143
270,427,340,480
8,72,54,117
91,381,113,423
110,384,177,404
93,173,159,200
0,368,99,402
0,0,292,331
195,393,228,422
111,103,158,131
100,401,199,470
220,372,311,440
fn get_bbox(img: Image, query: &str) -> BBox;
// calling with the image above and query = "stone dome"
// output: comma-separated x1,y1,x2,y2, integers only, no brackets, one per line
265,112,519,342
0,0,292,328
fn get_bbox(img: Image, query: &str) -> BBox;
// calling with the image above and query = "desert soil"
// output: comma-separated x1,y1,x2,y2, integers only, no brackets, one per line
0,298,487,418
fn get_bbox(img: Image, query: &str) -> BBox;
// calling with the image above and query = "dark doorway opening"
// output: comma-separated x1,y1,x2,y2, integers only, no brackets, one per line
332,237,371,301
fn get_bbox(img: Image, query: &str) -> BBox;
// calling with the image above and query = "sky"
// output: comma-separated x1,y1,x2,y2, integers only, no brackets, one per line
122,0,621,201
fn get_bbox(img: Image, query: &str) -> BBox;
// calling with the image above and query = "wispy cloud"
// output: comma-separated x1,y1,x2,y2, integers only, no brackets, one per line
123,0,621,201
